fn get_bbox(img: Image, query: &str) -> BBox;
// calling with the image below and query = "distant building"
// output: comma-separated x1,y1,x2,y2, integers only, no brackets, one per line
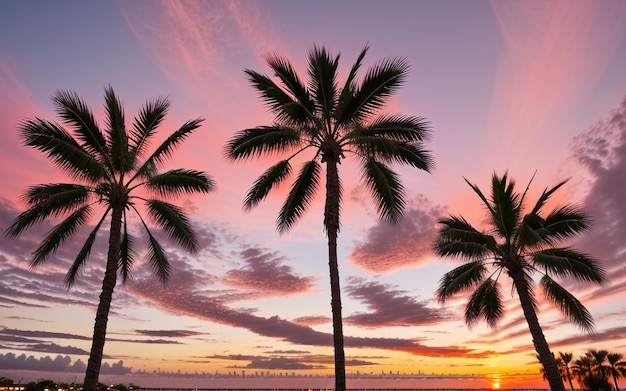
0,386,25,391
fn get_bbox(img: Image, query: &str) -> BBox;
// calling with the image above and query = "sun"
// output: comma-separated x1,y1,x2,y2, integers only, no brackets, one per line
493,382,500,389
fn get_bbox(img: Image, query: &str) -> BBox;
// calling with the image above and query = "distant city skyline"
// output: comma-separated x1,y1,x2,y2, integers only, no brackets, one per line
1,0,626,389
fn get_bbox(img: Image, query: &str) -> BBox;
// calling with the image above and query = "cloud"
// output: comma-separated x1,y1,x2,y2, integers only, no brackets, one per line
564,95,626,298
0,353,132,375
348,194,446,273
133,329,205,338
119,0,281,92
344,277,451,328
222,247,317,296
128,267,490,359
486,1,626,175
291,315,329,327
0,328,90,341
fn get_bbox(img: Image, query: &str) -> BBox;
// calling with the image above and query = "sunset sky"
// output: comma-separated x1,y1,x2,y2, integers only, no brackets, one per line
1,0,626,388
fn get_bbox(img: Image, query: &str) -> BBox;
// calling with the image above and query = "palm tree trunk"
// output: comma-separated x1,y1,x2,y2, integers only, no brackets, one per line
324,159,346,391
510,270,565,391
566,368,575,390
83,204,123,391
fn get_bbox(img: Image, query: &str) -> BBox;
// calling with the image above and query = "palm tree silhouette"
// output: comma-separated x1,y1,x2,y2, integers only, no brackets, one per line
4,87,215,391
225,45,433,390
433,172,605,391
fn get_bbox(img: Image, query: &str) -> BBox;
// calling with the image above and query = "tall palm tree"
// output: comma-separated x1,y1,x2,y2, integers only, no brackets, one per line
225,45,433,390
4,87,215,391
433,172,606,391
560,351,576,390
607,352,626,391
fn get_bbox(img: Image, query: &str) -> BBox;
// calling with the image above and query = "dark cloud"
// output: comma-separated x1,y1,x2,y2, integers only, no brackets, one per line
291,315,330,326
550,325,626,350
0,328,90,341
133,329,205,338
568,95,626,285
344,277,451,328
204,353,376,371
222,247,316,296
242,356,324,370
128,273,482,358
24,343,89,355
349,195,446,273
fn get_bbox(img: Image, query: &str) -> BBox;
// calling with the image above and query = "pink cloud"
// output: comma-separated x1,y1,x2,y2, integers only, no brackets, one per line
348,194,446,273
222,247,317,296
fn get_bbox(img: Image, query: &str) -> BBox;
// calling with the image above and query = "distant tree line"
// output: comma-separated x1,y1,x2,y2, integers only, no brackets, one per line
539,350,626,391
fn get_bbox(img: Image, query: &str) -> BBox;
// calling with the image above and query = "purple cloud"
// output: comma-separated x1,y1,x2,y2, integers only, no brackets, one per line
344,277,451,328
349,195,446,273
222,247,317,296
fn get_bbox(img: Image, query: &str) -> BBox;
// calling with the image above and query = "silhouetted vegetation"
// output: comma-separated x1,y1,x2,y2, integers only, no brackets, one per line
4,87,215,391
433,172,606,391
226,44,433,391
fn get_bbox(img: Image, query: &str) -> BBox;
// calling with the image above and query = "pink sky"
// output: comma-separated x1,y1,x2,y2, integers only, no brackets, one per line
1,0,626,388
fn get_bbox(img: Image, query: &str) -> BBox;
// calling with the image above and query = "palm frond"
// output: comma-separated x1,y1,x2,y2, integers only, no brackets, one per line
436,261,487,303
224,125,302,161
145,200,198,253
20,183,90,208
248,54,314,123
465,278,503,328
433,216,496,258
531,247,606,283
119,216,136,284
529,179,568,216
5,184,91,237
104,86,129,175
277,160,320,233
340,56,409,122
307,45,339,124
52,89,107,158
464,176,495,218
19,118,106,181
386,142,434,171
137,118,204,173
146,169,215,197
64,211,108,287
336,45,368,124
366,114,431,142
361,159,405,223
540,274,596,333
542,205,590,243
30,205,92,267
130,95,169,159
488,172,521,240
142,221,170,285
243,160,292,210
517,213,549,247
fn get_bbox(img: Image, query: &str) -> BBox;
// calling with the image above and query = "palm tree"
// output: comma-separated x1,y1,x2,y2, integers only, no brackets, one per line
607,352,626,391
433,172,606,391
560,351,576,390
225,45,433,390
574,354,596,387
588,349,611,379
4,87,215,391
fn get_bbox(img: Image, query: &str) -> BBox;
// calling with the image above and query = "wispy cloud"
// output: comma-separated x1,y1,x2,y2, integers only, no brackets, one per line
486,0,626,174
